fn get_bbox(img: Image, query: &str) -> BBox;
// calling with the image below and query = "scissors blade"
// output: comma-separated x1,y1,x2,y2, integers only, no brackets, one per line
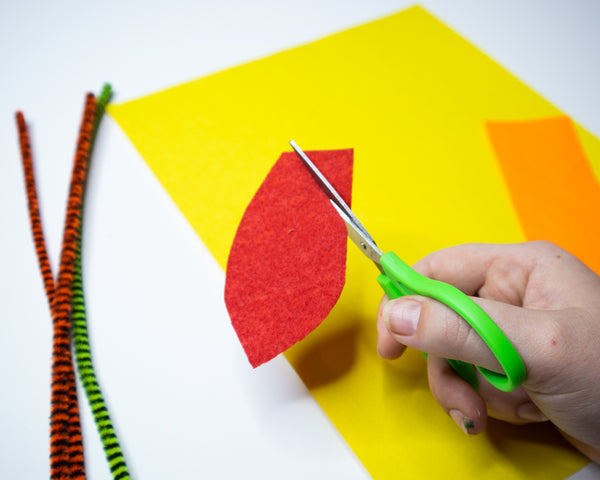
330,202,384,271
289,140,384,271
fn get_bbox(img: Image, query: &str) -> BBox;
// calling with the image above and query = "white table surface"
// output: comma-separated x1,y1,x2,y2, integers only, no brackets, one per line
1,1,599,478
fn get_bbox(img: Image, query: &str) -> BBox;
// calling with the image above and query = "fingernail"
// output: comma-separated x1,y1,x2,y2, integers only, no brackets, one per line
517,402,548,422
382,300,420,336
449,409,473,436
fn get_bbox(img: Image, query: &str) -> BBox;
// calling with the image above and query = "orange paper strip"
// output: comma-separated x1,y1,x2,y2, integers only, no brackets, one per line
487,116,600,274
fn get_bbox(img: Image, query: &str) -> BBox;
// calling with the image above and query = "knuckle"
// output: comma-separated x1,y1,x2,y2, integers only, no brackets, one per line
528,239,563,257
480,257,528,305
529,239,555,250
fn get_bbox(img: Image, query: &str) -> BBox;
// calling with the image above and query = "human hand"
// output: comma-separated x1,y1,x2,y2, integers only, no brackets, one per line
377,241,600,463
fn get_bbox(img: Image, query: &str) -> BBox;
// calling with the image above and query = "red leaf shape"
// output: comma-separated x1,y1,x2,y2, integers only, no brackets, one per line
225,149,353,367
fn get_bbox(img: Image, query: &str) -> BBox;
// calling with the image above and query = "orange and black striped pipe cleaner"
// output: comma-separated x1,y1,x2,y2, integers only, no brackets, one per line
18,87,130,480
17,93,96,479
50,93,96,480
16,111,55,305
17,110,77,477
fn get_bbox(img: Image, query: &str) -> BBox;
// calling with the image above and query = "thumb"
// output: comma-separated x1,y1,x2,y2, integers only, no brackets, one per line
380,295,552,377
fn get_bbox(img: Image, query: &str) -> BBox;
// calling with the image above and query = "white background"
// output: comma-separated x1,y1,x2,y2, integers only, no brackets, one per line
1,1,599,478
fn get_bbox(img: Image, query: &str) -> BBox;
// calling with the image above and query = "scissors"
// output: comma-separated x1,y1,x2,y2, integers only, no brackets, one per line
290,140,526,392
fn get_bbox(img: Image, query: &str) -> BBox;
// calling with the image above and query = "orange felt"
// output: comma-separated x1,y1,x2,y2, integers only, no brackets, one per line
486,116,600,274
224,149,353,367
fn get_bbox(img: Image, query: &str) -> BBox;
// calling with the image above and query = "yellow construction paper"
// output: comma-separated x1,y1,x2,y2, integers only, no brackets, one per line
108,6,590,478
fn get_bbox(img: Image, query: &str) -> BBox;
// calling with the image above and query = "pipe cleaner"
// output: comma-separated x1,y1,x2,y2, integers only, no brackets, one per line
71,84,131,480
17,86,129,479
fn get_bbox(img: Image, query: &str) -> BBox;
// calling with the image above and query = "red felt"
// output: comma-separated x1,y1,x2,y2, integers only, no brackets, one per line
225,149,354,367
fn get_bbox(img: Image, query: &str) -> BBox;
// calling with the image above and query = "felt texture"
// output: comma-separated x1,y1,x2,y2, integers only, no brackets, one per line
108,6,595,479
487,116,600,274
225,149,353,367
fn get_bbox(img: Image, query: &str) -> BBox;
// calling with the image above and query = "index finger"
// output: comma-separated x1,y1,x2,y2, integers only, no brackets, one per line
413,243,535,300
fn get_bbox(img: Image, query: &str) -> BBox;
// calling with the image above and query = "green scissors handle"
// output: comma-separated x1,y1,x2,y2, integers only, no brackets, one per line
377,252,525,392
289,140,526,392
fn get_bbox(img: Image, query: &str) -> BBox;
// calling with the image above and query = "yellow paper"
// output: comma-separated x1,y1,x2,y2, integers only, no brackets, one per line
108,6,589,478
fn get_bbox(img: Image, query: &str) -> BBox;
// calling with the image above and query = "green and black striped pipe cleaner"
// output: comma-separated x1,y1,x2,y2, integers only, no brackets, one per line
72,83,131,480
